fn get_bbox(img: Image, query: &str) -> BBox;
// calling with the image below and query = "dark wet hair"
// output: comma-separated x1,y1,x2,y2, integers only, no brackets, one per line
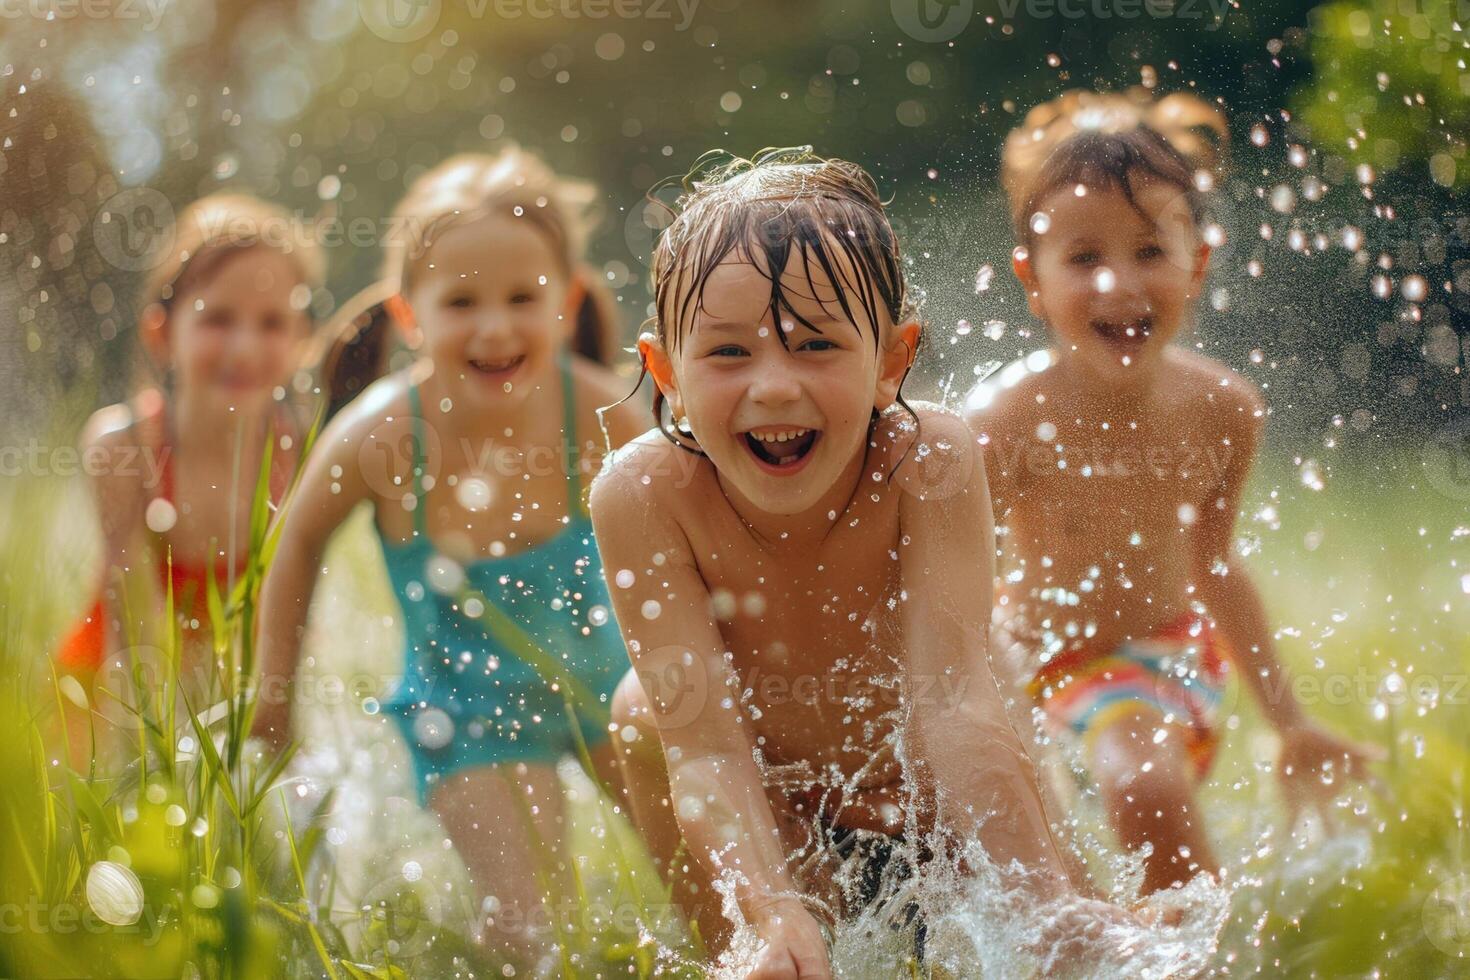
627,146,920,454
1001,89,1228,249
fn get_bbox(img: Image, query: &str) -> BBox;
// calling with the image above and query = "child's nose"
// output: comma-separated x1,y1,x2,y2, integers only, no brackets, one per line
746,360,802,406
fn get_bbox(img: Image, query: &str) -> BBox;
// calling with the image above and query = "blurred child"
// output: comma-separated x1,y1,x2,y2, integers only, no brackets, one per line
249,148,646,970
57,193,320,760
967,90,1380,895
598,148,1127,977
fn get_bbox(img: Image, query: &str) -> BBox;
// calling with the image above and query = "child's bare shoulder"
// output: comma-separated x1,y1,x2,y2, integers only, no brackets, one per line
591,428,708,519
1166,348,1266,433
962,353,1053,435
79,394,169,514
306,369,424,501
322,369,418,443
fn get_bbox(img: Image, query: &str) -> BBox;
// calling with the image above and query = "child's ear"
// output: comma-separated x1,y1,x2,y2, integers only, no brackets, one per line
637,330,683,417
560,275,588,340
875,321,920,411
140,302,170,369
1189,242,1213,299
384,293,424,349
1012,247,1046,321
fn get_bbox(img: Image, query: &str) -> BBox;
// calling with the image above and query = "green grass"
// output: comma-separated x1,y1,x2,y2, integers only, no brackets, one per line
1,434,1467,977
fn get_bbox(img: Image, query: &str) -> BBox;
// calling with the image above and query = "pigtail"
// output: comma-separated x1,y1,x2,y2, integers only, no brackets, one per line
569,266,622,366
310,279,400,421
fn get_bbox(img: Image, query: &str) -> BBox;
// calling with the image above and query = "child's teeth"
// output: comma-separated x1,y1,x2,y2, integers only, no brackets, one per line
754,428,807,443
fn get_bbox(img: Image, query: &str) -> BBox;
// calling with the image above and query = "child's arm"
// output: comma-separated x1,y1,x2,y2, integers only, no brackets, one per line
589,448,832,977
249,400,378,751
895,407,1075,892
1191,388,1380,791
80,411,160,686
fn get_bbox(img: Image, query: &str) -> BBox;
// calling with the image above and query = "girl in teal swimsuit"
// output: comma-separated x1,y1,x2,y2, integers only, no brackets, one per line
251,147,648,969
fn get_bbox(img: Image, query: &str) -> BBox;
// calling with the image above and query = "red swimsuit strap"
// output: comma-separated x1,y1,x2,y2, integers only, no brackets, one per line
147,393,295,581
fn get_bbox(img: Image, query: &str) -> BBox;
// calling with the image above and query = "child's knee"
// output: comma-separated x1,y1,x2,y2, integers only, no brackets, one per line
1091,722,1196,810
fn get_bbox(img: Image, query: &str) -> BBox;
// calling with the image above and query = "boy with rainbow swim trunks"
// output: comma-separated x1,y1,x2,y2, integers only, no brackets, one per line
967,90,1380,896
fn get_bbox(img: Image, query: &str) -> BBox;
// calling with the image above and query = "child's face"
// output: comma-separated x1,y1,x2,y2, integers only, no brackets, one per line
405,213,575,412
1018,177,1208,386
166,247,308,410
658,243,913,517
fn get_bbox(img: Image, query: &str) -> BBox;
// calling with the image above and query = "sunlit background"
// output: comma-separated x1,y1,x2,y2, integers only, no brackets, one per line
2,0,1468,976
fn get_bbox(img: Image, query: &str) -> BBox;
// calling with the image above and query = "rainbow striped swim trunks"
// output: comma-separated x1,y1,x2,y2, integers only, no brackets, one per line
1025,612,1230,779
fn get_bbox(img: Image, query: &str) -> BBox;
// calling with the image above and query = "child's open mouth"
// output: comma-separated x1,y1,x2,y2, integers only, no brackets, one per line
741,426,821,475
1091,316,1152,351
467,354,526,382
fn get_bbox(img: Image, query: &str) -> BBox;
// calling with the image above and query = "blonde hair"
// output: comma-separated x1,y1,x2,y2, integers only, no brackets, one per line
144,193,324,311
320,146,622,413
1000,88,1228,243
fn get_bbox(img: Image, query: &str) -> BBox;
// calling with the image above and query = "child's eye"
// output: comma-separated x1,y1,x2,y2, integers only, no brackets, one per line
1069,251,1100,266
509,292,535,305
799,338,838,352
261,312,286,333
1137,244,1164,261
708,345,748,357
446,295,475,309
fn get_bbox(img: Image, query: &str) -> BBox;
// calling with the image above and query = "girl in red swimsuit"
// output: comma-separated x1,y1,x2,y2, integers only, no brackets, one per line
55,193,321,760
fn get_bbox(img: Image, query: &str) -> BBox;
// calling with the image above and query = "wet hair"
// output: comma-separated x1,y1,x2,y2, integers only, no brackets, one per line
1001,88,1228,250
632,146,919,454
139,193,324,386
319,146,622,414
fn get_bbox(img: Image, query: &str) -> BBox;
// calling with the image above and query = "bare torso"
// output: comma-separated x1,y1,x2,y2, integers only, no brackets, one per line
971,348,1260,660
635,413,921,794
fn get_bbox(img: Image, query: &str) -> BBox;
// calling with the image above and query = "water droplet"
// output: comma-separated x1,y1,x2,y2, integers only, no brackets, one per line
455,477,493,512
413,708,454,750
145,498,177,534
640,600,662,620
87,862,144,926
615,568,636,589
1029,212,1051,235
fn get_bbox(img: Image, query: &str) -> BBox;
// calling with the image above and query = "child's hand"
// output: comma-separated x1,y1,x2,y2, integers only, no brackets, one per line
1031,895,1146,973
745,898,833,979
249,696,292,754
1276,718,1384,820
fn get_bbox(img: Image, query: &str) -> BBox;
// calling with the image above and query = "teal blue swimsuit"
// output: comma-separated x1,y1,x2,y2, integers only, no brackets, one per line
378,358,628,803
